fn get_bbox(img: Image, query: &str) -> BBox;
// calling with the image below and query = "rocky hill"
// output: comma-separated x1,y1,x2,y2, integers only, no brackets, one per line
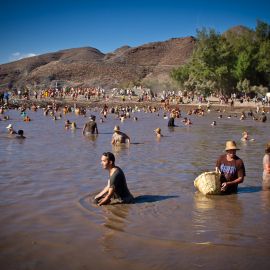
0,37,196,90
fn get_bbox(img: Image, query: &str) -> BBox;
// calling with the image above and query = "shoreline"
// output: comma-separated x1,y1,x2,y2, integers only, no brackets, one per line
4,96,270,113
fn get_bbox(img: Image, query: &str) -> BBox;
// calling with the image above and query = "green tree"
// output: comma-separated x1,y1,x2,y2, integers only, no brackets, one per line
255,20,270,41
171,21,270,96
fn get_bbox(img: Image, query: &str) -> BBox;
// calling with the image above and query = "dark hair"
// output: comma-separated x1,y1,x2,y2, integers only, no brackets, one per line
265,142,270,154
102,152,115,164
18,129,24,135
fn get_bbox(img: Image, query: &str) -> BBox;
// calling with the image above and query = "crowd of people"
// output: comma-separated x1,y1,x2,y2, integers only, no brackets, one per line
1,92,270,205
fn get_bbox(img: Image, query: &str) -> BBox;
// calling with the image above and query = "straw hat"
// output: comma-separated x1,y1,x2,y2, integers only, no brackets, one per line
6,124,13,129
114,125,120,132
225,140,240,151
154,127,161,133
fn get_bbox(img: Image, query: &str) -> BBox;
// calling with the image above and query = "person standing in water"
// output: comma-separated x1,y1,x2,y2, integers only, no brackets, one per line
216,141,246,194
111,126,130,144
82,115,98,135
262,142,270,190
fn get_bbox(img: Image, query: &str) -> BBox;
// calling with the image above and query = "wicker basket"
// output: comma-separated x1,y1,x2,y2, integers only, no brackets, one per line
194,171,221,195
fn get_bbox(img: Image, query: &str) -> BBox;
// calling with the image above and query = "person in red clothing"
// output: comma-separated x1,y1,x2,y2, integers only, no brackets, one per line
216,141,246,194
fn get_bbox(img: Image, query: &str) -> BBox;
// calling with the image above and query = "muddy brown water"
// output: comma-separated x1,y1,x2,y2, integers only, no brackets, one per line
1,108,270,270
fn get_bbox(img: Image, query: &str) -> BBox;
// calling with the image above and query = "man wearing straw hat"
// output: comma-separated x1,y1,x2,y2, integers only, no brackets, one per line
216,140,246,194
6,124,17,134
111,125,130,144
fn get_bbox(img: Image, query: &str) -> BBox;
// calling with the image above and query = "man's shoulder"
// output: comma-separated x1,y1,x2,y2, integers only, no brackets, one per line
115,166,123,174
217,154,226,161
234,155,245,165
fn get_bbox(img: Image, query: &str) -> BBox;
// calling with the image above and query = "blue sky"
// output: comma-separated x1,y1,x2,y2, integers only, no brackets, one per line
0,0,270,64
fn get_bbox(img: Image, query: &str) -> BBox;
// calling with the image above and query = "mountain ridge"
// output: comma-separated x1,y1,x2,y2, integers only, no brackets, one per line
0,36,196,90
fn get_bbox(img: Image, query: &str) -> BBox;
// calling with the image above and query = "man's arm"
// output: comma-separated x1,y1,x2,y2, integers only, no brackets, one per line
94,181,109,199
98,187,114,206
263,155,270,173
111,135,116,145
125,134,131,144
221,176,244,191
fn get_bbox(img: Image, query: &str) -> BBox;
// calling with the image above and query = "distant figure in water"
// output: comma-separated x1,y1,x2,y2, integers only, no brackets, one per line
241,131,255,142
262,142,270,190
82,115,98,135
211,121,217,126
65,120,71,129
71,122,77,130
154,127,163,138
259,113,267,123
16,129,26,139
93,152,134,205
111,125,130,144
6,124,17,134
168,112,176,127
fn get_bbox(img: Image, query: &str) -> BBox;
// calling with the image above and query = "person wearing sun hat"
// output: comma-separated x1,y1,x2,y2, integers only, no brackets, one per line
6,124,17,134
111,125,130,145
215,140,246,194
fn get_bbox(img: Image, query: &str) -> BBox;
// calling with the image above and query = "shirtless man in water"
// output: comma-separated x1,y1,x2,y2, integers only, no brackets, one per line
82,115,98,135
111,126,130,144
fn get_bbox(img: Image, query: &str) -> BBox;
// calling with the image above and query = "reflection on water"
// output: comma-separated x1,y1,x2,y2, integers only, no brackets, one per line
1,108,270,269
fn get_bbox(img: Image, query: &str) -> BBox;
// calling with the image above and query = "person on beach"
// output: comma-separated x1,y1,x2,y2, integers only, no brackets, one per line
262,142,270,190
6,124,17,134
216,141,246,194
82,115,98,135
111,126,130,144
93,152,134,205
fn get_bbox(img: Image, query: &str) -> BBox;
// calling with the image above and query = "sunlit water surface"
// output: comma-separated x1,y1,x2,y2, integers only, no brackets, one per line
1,108,270,270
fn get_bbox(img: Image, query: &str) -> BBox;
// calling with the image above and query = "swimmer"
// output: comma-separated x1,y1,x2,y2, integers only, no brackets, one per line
185,118,192,125
154,127,163,138
6,124,17,134
65,120,71,129
241,131,255,142
71,122,77,129
23,115,31,122
16,129,26,139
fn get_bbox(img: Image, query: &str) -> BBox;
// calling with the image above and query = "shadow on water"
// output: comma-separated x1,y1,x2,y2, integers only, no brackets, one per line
237,186,262,193
134,195,178,203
